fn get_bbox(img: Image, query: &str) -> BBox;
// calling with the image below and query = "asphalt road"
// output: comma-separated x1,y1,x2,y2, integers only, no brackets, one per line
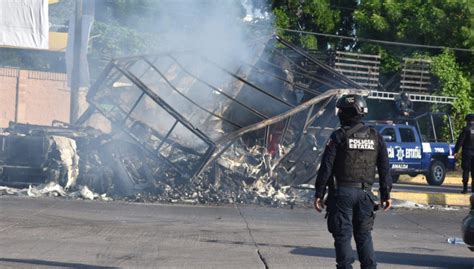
381,182,463,194
0,196,473,269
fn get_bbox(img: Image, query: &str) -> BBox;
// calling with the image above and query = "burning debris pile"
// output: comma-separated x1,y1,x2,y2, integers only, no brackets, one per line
0,36,367,206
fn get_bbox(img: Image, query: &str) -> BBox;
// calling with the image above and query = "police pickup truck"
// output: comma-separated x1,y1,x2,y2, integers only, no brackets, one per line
369,113,456,186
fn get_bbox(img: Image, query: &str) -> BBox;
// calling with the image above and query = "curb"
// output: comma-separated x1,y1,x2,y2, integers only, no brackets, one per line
390,191,471,207
399,174,463,186
392,174,470,207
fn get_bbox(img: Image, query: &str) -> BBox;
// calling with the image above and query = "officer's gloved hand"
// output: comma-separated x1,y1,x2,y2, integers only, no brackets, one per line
382,199,392,211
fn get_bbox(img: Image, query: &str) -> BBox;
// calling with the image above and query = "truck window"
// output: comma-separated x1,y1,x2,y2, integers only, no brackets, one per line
417,118,434,142
432,114,453,143
381,128,396,142
399,128,416,143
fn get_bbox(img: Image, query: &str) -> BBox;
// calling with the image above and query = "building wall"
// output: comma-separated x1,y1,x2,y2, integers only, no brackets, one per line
0,67,70,127
0,68,18,127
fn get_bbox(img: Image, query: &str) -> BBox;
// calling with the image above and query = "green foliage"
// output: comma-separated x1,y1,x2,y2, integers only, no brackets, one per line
430,50,473,135
273,7,290,37
300,34,318,50
355,1,472,47
272,0,341,49
88,22,160,80
90,22,155,58
360,43,401,73
353,1,473,72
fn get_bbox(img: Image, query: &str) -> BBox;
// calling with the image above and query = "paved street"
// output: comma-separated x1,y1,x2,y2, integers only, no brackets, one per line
0,196,473,268
389,182,462,194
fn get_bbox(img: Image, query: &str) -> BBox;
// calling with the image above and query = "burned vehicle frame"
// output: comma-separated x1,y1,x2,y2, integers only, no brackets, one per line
73,35,366,196
0,36,367,200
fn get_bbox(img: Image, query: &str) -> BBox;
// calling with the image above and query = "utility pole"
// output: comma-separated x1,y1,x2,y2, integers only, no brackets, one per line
69,0,83,124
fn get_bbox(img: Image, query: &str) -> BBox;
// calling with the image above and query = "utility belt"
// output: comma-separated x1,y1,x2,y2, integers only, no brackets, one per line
333,181,379,211
335,181,372,190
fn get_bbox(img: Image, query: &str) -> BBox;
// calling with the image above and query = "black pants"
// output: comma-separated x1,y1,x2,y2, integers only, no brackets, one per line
462,154,474,190
326,187,376,269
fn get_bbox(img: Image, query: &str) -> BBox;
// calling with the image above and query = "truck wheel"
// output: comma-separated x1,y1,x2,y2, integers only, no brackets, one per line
426,160,446,186
391,174,400,183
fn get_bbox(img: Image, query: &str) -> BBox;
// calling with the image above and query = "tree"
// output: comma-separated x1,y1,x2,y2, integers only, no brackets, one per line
353,1,473,72
272,0,343,49
430,50,473,134
88,22,159,75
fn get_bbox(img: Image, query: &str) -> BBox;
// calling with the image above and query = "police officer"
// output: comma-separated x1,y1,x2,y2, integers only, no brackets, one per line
395,91,414,117
454,114,474,194
314,94,392,269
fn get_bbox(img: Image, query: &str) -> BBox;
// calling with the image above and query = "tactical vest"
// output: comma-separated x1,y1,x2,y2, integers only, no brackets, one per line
334,125,378,185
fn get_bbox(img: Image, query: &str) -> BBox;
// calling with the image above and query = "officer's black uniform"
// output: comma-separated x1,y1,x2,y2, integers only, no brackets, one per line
395,92,414,117
314,95,391,269
454,114,474,193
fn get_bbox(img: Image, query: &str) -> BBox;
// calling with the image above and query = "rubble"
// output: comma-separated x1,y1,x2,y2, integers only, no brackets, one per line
27,182,68,197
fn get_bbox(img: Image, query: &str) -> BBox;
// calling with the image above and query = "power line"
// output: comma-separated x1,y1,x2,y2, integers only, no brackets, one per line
277,28,474,53
248,24,473,53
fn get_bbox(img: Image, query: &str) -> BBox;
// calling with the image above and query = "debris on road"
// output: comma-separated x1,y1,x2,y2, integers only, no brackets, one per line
0,182,112,201
447,237,465,245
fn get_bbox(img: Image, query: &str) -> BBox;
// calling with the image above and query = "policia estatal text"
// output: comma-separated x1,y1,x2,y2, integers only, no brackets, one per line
314,94,392,269
454,114,474,194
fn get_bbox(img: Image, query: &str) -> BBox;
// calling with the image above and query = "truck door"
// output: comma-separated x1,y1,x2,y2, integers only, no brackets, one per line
380,127,400,169
396,127,422,170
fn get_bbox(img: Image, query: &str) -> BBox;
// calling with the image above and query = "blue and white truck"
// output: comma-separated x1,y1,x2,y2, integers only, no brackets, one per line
369,113,456,186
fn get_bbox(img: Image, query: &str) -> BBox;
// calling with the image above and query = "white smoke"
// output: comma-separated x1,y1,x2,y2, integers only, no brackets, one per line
241,0,271,22
144,0,273,70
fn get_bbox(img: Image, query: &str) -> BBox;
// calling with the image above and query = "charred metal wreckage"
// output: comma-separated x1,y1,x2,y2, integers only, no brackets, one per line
0,36,367,205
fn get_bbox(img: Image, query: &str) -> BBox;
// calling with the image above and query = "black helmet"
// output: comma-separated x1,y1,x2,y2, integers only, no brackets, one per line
336,94,368,115
466,113,474,122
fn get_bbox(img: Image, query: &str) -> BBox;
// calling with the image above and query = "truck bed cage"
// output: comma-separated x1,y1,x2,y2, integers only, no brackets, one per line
368,90,455,104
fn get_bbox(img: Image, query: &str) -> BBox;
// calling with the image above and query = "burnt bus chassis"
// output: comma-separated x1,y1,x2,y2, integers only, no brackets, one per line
75,35,366,188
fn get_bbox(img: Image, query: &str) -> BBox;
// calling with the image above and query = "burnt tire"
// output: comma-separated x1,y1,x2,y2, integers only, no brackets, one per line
391,174,400,184
426,160,445,186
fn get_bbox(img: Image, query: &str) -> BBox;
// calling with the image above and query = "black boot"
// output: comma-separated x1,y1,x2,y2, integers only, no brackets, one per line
463,170,470,194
